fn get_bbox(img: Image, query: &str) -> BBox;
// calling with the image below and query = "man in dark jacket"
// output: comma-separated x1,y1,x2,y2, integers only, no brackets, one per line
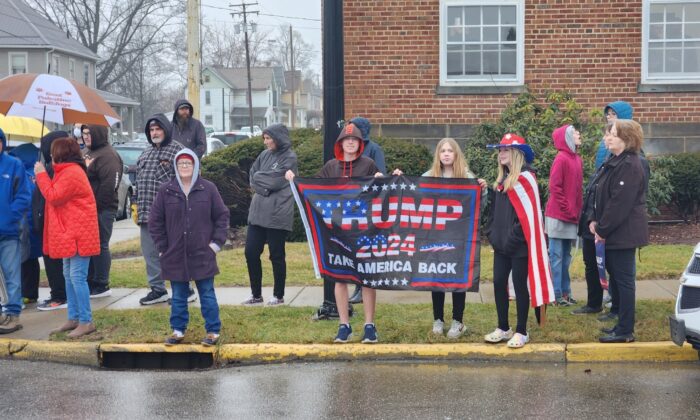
242,124,298,306
135,115,195,305
0,127,31,334
171,99,207,159
83,125,123,297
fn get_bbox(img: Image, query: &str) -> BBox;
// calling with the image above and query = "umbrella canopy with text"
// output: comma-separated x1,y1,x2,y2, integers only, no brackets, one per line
0,73,120,127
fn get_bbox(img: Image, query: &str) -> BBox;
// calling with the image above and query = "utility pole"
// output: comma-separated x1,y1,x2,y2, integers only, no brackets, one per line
231,2,258,130
289,25,295,128
186,0,201,120
322,1,344,163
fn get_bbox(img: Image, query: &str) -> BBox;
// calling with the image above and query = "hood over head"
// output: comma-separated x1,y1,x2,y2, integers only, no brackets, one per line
87,125,109,150
173,148,200,194
334,123,365,161
145,114,173,146
8,143,39,169
0,128,6,152
349,117,371,143
604,101,633,120
552,124,577,154
173,99,194,122
40,130,71,164
262,123,291,152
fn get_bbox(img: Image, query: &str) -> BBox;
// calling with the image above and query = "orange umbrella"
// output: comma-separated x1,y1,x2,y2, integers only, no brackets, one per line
0,73,120,127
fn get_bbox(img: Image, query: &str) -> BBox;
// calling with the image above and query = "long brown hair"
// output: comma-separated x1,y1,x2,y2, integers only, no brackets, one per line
427,138,472,178
494,148,525,191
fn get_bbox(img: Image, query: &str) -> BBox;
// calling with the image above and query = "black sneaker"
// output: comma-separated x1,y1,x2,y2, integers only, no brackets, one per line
312,302,354,320
571,306,603,315
597,312,618,322
90,287,112,299
139,288,169,305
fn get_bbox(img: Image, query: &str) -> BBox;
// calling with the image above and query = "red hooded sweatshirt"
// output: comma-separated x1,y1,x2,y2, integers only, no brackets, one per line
545,124,583,224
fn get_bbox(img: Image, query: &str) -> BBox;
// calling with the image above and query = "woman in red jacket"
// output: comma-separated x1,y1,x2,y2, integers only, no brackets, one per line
35,138,99,338
544,124,583,306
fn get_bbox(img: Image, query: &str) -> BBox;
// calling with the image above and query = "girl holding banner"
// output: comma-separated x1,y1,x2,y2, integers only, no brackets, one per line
484,134,554,349
422,138,486,338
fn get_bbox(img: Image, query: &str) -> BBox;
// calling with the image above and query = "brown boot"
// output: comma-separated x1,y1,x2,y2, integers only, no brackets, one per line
67,322,96,338
51,320,79,334
0,315,22,334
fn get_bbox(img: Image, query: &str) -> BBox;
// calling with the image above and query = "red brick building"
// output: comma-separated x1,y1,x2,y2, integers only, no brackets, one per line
342,0,700,154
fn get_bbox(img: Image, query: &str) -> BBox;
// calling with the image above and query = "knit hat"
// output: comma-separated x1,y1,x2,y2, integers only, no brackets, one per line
487,133,535,163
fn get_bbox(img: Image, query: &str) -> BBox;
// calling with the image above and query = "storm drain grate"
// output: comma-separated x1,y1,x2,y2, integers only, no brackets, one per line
101,352,214,370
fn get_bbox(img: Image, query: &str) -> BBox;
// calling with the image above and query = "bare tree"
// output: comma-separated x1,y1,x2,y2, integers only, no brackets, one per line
202,22,270,68
27,0,183,91
266,25,316,73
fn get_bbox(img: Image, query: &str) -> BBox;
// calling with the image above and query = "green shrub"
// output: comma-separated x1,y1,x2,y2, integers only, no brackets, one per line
376,137,433,176
647,155,675,217
666,152,700,221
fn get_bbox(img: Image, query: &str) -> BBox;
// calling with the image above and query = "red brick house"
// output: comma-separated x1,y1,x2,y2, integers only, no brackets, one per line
342,0,700,154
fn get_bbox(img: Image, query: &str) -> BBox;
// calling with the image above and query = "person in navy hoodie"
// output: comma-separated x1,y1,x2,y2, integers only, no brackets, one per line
0,128,32,334
544,125,583,306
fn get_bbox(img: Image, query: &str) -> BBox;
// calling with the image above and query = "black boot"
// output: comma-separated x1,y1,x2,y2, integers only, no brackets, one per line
348,285,363,304
312,301,339,321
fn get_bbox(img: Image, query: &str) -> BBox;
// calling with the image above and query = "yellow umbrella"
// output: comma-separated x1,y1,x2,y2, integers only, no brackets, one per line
0,114,48,142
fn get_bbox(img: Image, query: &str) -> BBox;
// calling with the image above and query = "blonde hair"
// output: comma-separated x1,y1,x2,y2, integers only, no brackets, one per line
427,138,470,178
613,119,644,153
494,148,525,191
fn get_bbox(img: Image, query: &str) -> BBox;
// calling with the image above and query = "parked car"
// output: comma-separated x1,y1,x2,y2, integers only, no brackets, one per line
116,166,133,221
114,140,149,188
211,131,252,146
670,242,700,359
241,125,262,136
205,137,226,157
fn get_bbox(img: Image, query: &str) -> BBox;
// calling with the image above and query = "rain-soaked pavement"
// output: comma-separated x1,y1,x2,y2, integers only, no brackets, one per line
1,359,698,419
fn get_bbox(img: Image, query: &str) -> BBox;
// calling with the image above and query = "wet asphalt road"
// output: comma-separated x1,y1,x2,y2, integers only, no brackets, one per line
1,359,698,419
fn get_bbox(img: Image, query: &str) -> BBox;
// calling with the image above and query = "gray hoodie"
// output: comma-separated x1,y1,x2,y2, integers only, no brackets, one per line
247,124,298,231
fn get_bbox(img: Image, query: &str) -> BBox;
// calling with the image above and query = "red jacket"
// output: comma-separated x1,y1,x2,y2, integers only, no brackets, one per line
545,125,583,224
36,163,100,259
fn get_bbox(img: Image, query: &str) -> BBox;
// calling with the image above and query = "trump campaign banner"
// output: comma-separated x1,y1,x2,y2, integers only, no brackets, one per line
290,175,481,292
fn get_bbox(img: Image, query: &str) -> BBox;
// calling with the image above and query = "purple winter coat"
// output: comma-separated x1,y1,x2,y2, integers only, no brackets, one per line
148,149,229,282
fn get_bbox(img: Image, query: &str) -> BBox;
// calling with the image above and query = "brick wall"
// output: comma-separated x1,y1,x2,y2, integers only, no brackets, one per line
342,0,700,153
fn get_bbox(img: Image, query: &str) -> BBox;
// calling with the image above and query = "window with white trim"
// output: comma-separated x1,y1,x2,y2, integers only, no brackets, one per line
51,54,60,75
9,52,27,74
83,63,90,85
205,90,211,105
643,0,700,83
440,0,524,86
69,59,75,80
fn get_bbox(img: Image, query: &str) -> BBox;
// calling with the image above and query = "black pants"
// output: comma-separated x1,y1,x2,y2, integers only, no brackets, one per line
245,224,287,299
21,258,40,300
582,237,603,309
493,252,530,335
323,278,336,304
605,248,636,335
432,292,466,323
44,255,66,301
88,210,115,291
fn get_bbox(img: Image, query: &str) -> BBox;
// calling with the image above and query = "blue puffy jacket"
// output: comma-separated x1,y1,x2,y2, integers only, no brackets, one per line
594,101,633,170
0,129,32,238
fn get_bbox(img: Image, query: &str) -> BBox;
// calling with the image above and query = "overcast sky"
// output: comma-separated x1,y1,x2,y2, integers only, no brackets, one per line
201,0,322,73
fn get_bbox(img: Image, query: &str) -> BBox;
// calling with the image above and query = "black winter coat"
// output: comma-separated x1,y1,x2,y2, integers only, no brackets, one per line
592,151,648,249
487,184,527,258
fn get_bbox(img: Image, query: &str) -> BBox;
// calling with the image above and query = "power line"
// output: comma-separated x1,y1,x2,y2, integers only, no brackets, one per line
202,3,319,21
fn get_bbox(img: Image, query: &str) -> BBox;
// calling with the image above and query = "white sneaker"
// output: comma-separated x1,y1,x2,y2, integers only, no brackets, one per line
432,319,444,335
484,328,514,343
446,320,466,339
267,296,284,306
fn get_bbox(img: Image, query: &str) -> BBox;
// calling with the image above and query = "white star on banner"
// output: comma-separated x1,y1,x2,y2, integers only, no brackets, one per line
392,278,399,285
409,184,417,190
372,185,379,191
316,201,322,207
362,185,369,192
363,279,370,285
401,278,409,285
326,202,332,207
390,183,397,190
400,183,407,190
381,184,389,191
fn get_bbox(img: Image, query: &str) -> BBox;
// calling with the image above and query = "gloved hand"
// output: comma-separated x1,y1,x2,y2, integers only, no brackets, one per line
131,203,138,224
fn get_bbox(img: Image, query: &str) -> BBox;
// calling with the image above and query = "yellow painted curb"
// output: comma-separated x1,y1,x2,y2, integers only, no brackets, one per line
6,339,99,367
566,341,699,362
218,343,567,364
0,338,10,358
100,343,216,354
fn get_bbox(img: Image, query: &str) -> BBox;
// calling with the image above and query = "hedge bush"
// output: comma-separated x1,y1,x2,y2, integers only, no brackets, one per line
201,128,432,242
665,152,700,222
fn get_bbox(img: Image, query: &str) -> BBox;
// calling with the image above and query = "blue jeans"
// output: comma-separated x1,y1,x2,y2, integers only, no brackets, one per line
0,237,22,316
170,278,221,333
549,238,573,300
62,255,92,323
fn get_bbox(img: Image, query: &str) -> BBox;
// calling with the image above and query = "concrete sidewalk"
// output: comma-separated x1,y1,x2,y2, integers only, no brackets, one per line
11,279,680,341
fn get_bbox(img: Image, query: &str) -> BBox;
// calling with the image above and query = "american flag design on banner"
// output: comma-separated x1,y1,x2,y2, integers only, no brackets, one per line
506,171,555,308
290,175,481,292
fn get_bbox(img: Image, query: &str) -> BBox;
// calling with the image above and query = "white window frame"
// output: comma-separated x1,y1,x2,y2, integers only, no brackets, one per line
51,54,61,75
205,90,211,105
69,58,75,80
83,62,90,85
8,52,28,74
439,0,525,87
642,0,700,84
